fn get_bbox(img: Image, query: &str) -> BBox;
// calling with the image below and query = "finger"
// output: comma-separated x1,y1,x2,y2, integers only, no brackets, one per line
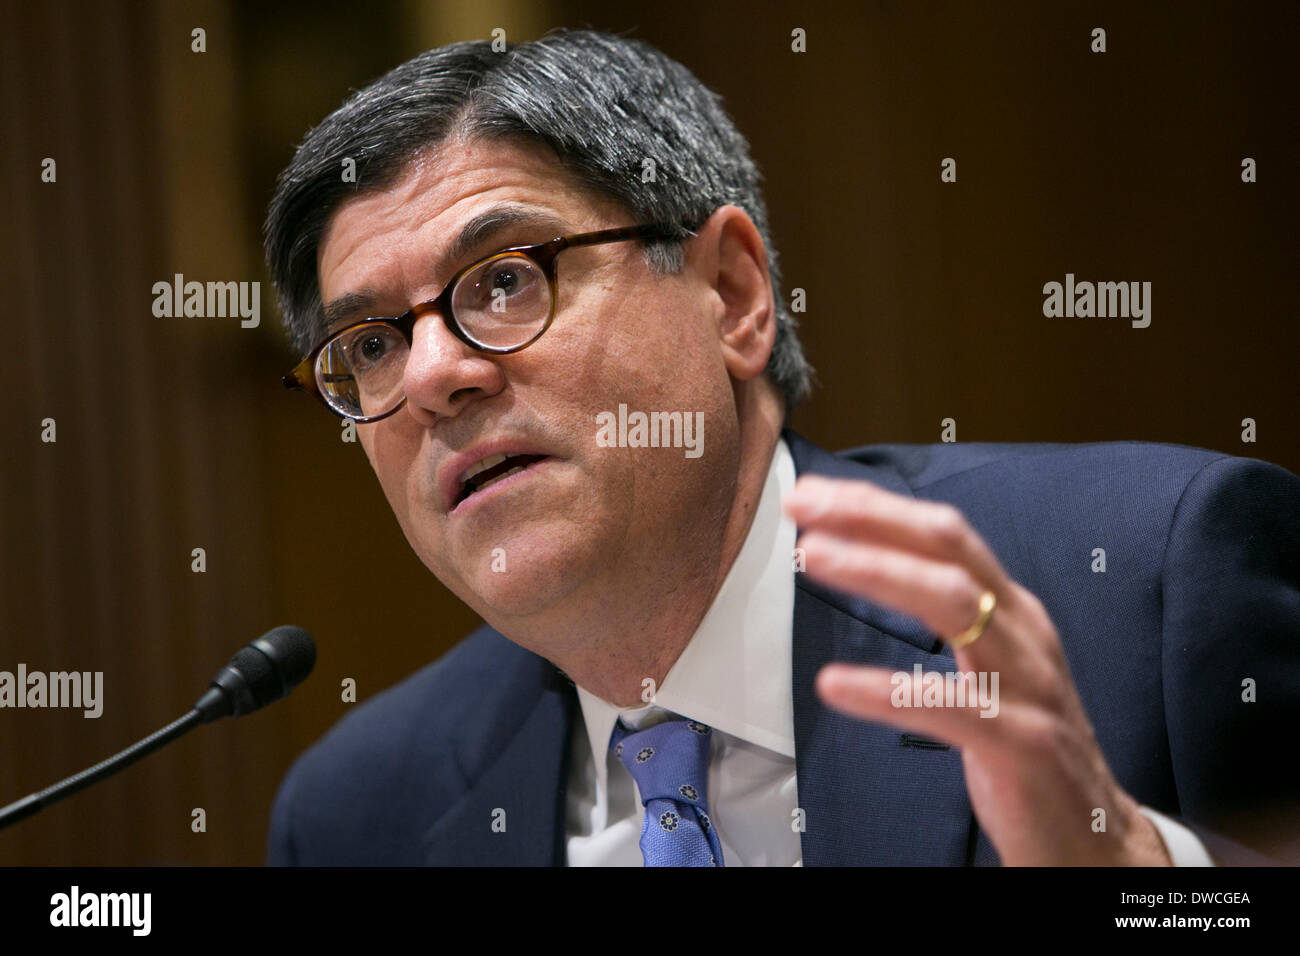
799,530,1045,677
784,475,1007,589
815,662,1002,751
798,529,1004,644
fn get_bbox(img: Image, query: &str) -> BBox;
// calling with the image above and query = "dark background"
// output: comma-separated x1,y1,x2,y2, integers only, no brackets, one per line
1,0,1295,863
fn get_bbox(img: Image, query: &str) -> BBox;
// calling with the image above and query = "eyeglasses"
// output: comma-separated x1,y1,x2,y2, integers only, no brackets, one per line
282,221,694,422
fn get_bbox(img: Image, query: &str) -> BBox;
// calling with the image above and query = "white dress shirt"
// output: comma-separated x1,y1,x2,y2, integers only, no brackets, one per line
563,437,1212,866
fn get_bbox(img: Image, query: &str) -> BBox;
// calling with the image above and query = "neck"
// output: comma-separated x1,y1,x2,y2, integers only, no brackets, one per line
546,384,784,706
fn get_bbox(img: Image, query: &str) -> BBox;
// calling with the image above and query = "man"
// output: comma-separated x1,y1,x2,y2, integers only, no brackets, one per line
264,30,1299,866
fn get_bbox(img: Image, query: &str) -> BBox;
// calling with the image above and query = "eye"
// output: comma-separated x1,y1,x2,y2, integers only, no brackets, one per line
457,255,541,312
357,334,387,362
342,326,403,374
491,266,521,295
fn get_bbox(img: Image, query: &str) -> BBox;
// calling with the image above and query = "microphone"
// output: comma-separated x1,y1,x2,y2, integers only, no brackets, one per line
0,626,316,831
194,625,317,721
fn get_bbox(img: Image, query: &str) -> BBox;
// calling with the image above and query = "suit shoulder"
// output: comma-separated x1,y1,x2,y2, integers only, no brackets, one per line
836,441,1299,571
268,624,561,863
840,439,1243,495
272,625,544,817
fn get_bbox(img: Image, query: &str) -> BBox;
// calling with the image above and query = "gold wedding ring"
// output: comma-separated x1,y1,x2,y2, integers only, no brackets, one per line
948,590,997,648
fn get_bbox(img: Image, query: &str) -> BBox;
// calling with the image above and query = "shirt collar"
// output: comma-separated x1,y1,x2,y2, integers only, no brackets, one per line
575,437,798,793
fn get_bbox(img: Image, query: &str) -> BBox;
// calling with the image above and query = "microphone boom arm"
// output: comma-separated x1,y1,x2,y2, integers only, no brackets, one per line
0,709,203,830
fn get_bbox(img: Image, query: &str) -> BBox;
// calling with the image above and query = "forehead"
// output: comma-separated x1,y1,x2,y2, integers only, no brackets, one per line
317,136,609,306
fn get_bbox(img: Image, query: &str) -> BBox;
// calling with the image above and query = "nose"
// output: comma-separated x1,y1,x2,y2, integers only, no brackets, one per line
399,310,506,425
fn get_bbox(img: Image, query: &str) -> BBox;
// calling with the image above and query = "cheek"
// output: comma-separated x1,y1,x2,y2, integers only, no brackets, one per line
574,281,717,395
360,423,423,527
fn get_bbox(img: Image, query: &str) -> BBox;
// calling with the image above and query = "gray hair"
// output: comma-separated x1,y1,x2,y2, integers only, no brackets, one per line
264,28,812,411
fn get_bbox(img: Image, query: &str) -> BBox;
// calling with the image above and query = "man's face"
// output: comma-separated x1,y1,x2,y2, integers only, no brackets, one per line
316,135,744,642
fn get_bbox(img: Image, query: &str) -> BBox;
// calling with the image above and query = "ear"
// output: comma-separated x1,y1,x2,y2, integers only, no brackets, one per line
692,205,776,382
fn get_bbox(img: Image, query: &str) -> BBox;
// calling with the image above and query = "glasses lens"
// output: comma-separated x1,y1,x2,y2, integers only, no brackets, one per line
451,253,551,350
316,322,409,419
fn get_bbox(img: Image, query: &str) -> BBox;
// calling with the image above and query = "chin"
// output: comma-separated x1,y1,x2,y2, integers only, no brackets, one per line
446,532,596,619
461,567,575,620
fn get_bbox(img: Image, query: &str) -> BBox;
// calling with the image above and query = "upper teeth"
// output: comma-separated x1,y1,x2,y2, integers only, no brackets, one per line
460,453,510,485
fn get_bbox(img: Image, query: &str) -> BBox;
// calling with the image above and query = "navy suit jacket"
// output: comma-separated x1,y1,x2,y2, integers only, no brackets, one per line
268,430,1300,865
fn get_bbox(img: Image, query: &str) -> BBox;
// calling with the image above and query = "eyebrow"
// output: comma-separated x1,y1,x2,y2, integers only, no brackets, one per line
319,204,571,332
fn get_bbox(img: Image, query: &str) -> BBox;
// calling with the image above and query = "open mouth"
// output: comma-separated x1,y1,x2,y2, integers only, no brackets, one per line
454,453,548,508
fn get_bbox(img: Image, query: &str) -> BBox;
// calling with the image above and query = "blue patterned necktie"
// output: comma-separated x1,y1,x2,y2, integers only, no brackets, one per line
610,716,725,867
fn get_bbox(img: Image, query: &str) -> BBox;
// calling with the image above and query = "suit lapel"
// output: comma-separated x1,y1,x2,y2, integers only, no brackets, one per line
422,659,575,865
785,430,982,865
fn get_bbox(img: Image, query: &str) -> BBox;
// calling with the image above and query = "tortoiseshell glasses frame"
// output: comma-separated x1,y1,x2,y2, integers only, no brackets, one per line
282,221,695,423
